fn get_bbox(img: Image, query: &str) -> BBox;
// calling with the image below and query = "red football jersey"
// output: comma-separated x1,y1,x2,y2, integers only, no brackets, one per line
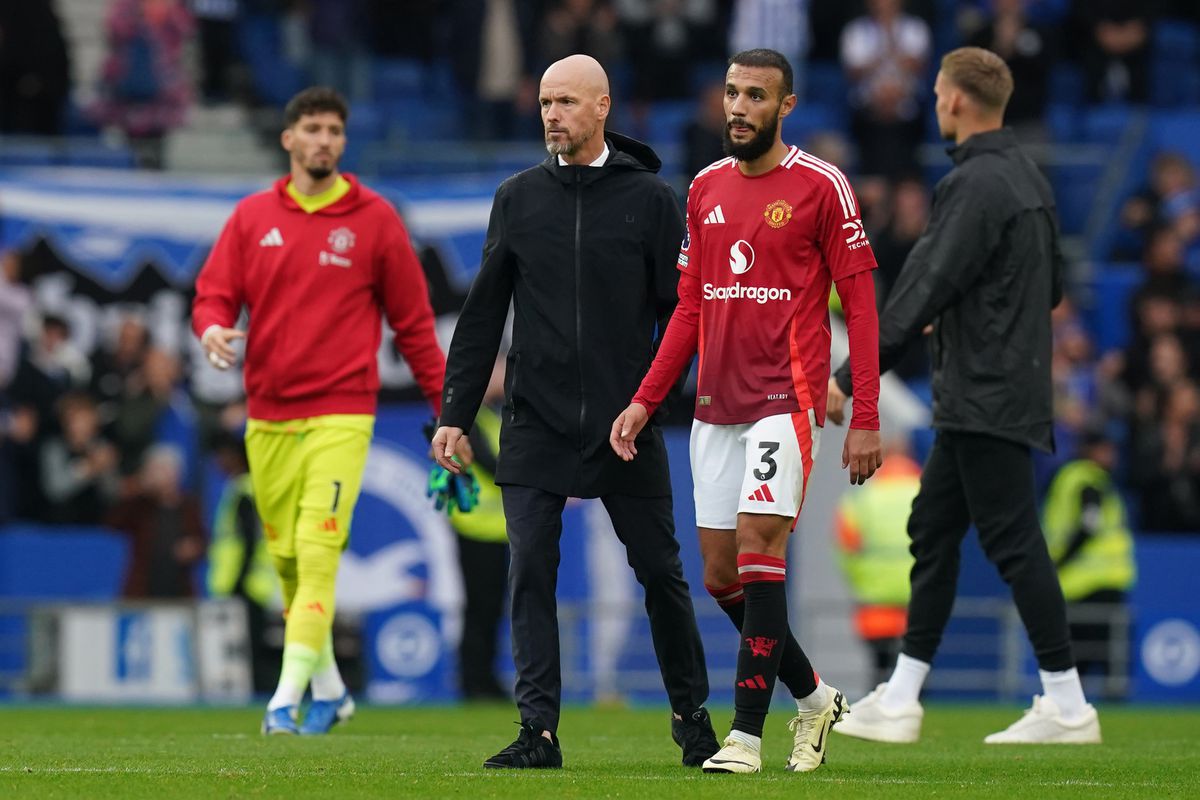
670,146,877,425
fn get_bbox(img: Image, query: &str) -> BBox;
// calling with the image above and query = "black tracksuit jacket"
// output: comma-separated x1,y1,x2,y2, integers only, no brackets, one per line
835,128,1065,452
440,132,685,496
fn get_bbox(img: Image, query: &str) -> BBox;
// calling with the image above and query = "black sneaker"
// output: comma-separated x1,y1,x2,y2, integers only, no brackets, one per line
483,722,563,769
672,708,720,767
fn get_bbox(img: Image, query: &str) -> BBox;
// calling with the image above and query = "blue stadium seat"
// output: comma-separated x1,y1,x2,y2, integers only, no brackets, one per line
803,61,848,128
1151,21,1200,107
373,58,425,101
237,14,308,107
1044,103,1081,142
1149,111,1200,167
1081,104,1134,145
1154,19,1200,60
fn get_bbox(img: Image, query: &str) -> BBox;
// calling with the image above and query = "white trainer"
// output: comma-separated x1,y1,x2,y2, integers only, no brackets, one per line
702,736,762,774
832,683,923,744
984,695,1101,744
785,686,849,772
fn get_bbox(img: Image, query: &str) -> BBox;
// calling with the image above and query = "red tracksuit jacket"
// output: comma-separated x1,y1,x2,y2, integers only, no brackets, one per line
192,174,444,420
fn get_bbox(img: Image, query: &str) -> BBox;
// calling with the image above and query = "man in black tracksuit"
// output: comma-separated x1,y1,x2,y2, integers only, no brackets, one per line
432,54,717,769
828,47,1102,745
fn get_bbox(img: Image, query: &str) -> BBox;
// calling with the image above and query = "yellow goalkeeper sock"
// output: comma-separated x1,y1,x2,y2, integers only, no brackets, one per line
286,540,340,652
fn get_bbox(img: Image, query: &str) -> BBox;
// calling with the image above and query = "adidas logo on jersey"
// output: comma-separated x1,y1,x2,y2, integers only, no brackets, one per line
746,483,775,502
703,205,726,224
259,228,284,247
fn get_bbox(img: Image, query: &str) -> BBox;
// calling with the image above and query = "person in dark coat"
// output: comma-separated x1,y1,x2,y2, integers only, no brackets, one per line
828,47,1101,745
432,54,717,770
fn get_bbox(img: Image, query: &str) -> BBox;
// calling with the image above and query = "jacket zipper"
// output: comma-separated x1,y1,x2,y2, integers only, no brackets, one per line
574,170,586,452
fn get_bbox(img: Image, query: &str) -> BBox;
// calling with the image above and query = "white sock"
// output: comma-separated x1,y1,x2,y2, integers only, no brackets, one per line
267,643,319,711
309,634,347,701
796,678,832,713
727,730,762,752
267,681,305,711
879,654,930,710
1039,667,1088,721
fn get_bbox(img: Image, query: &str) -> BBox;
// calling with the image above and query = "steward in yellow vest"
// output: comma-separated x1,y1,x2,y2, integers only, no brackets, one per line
1041,435,1135,697
835,450,921,685
207,432,279,692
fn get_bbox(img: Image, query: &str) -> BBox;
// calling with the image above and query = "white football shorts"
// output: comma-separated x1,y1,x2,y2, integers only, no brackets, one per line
690,410,821,530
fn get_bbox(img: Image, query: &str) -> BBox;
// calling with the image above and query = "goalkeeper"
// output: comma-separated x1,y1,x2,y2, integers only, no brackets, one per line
193,87,469,735
428,361,509,700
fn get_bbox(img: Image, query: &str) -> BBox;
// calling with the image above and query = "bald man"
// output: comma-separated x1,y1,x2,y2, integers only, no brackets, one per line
434,55,718,769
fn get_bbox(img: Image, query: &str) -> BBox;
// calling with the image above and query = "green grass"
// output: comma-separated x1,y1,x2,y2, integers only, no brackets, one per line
1,704,1197,799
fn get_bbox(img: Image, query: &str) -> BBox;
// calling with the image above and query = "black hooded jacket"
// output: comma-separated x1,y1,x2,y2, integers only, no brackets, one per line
835,128,1064,452
440,132,684,497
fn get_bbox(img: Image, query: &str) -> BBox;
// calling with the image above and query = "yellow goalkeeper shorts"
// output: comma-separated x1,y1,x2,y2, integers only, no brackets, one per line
244,414,374,557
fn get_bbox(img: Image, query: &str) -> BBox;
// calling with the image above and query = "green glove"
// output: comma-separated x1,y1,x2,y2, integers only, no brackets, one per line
426,462,480,514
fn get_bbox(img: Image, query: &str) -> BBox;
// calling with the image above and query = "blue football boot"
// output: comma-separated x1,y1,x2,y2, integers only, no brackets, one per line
299,693,356,735
261,705,299,735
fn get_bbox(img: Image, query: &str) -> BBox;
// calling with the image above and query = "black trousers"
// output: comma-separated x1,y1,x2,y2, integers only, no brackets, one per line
456,533,509,698
502,484,709,733
903,432,1074,672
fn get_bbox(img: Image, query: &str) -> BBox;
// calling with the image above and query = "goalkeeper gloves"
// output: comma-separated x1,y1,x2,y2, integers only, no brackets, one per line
426,462,480,514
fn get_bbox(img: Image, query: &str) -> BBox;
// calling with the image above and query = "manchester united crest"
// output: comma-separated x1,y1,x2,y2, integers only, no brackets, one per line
327,226,356,254
763,199,793,229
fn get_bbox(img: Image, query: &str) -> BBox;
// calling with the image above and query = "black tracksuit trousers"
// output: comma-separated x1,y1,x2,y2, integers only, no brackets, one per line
902,431,1075,672
501,484,709,733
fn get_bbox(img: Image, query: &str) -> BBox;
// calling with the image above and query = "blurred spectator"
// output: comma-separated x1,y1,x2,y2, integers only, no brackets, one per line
681,82,726,179
834,435,920,686
619,0,718,104
207,431,279,692
0,0,71,136
92,0,195,169
965,0,1055,138
728,0,809,99
10,313,91,428
1131,226,1190,318
306,0,372,102
1041,432,1136,699
0,251,32,394
109,444,206,598
870,176,929,301
188,0,242,104
447,0,539,141
868,175,931,380
110,347,189,475
840,0,930,178
90,313,150,410
1116,152,1197,260
1129,379,1200,532
539,0,622,67
39,392,120,524
0,403,37,524
1072,0,1152,104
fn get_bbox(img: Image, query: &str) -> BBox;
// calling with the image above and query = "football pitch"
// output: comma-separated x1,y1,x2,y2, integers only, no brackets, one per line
1,704,1197,799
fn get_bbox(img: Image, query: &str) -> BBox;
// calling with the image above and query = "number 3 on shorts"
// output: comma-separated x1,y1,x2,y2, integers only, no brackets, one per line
754,442,779,481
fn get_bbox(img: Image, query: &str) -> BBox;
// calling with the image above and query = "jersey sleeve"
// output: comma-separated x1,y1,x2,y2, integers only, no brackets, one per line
192,205,246,338
376,207,446,414
815,170,877,282
676,186,700,275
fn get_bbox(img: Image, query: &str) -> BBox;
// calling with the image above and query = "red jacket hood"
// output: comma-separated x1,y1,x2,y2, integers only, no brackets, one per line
272,173,375,215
